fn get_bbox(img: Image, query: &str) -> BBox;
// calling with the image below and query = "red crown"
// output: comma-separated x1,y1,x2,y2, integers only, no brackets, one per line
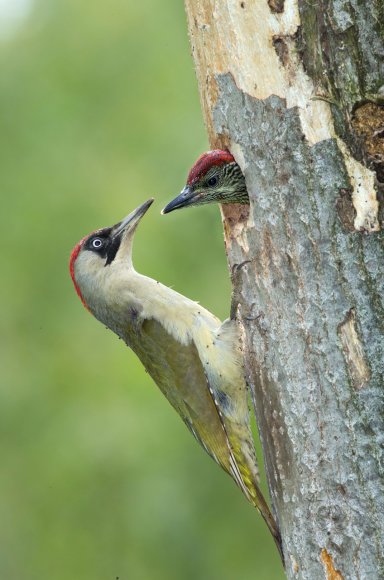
69,236,90,310
187,150,235,185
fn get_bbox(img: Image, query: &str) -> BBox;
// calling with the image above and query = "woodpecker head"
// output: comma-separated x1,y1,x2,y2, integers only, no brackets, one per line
69,199,154,314
161,150,248,214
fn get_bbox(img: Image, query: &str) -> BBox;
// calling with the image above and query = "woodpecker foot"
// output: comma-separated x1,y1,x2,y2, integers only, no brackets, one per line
243,303,263,322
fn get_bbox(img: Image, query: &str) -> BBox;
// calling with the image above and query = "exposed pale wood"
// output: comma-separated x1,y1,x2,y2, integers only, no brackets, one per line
337,308,371,390
184,1,384,578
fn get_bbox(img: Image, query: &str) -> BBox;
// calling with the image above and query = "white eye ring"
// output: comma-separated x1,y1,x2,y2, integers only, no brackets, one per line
92,238,103,249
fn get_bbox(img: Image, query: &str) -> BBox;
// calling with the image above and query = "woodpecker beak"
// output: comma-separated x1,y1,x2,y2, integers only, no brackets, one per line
103,198,154,265
161,186,200,214
112,198,154,240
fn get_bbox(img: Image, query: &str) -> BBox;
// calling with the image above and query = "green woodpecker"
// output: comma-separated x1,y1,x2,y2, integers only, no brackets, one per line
162,150,249,214
69,199,282,560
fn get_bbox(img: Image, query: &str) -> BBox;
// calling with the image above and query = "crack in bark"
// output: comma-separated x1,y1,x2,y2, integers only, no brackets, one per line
268,0,285,14
336,187,356,232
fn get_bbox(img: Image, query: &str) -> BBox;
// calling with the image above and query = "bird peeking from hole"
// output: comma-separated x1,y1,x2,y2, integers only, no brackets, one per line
161,150,249,214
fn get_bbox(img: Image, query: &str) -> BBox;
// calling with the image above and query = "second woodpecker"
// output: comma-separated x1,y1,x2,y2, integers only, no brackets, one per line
162,150,249,214
70,199,282,560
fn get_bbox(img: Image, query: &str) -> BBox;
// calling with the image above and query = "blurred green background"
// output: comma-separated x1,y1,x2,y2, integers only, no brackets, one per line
0,1,283,578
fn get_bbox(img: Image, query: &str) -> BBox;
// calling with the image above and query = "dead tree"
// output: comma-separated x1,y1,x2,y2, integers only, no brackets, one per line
184,1,384,578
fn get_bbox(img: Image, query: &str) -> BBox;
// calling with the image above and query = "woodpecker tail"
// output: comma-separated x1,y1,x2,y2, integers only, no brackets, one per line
225,427,284,564
251,486,284,565
217,412,284,563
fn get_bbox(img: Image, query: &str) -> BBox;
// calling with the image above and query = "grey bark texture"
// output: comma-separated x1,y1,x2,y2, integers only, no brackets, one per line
184,1,384,579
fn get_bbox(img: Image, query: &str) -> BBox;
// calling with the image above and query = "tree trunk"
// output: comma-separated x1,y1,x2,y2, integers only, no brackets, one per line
184,1,384,578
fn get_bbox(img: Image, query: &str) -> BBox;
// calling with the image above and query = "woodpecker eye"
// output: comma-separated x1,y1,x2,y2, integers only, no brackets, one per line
207,176,218,187
91,238,103,249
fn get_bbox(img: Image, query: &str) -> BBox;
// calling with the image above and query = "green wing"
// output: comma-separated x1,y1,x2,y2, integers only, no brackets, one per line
128,317,233,475
126,316,280,551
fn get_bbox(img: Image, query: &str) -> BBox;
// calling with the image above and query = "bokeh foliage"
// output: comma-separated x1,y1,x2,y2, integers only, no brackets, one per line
0,1,284,578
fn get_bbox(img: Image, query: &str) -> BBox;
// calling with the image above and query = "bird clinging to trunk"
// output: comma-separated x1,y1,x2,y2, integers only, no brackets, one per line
69,199,283,561
162,150,249,214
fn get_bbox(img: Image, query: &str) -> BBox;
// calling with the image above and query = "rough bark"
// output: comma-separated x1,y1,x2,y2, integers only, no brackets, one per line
184,2,384,578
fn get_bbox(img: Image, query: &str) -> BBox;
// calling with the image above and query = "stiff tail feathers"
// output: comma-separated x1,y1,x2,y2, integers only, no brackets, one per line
250,483,284,565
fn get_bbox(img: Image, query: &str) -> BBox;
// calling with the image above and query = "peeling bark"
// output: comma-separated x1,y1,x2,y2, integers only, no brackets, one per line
184,1,384,578
337,308,371,390
321,549,344,580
